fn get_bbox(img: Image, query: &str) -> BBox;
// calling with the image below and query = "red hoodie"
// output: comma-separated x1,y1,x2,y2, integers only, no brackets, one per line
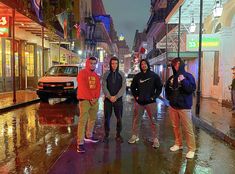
77,58,101,100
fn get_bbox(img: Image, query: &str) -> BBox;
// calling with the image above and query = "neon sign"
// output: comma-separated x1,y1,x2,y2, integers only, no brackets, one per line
186,34,220,51
0,16,10,37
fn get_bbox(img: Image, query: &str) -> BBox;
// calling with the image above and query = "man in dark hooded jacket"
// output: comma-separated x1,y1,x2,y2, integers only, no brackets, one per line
165,57,196,159
102,56,126,143
128,59,162,148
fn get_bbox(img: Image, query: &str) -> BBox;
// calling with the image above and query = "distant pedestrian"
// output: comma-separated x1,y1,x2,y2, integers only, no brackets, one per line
230,66,235,111
128,59,162,148
76,56,101,153
165,57,196,159
102,56,126,143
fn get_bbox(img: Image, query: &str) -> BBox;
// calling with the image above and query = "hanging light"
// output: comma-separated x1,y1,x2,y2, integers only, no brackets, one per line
213,0,223,18
189,17,196,33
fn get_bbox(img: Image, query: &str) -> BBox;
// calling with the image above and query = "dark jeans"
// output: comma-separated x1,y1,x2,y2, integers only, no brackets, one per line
104,98,123,137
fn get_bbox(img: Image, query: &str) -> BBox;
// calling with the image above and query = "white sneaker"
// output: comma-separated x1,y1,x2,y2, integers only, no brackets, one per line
170,145,183,152
186,151,195,159
152,138,160,148
128,135,139,144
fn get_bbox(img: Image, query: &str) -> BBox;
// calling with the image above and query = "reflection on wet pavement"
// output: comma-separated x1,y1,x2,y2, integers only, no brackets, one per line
0,95,235,174
48,95,235,174
0,102,79,173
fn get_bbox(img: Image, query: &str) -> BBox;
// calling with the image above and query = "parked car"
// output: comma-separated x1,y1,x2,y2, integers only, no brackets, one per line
36,64,80,102
126,73,136,92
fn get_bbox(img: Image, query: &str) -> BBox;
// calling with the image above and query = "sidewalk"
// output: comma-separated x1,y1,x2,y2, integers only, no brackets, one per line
192,98,235,146
0,90,40,112
0,90,234,146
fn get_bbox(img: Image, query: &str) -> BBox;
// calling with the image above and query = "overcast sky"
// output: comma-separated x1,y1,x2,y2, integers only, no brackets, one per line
102,0,150,49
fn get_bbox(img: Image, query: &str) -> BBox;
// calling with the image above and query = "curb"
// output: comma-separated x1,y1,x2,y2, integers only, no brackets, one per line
0,99,40,113
192,115,235,147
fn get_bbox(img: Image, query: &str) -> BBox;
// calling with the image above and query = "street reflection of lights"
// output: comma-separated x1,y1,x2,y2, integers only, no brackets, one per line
7,127,13,135
46,144,52,155
23,165,32,174
55,137,59,146
67,127,71,133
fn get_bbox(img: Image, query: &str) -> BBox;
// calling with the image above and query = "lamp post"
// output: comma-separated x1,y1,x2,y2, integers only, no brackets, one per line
213,0,223,18
196,0,203,116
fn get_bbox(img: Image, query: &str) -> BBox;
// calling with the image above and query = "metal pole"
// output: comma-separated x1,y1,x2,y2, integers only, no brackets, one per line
59,39,61,64
165,22,168,84
42,27,44,74
12,9,16,103
196,0,203,116
177,6,181,58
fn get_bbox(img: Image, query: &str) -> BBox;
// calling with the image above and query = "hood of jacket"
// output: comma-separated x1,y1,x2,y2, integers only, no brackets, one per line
109,56,119,72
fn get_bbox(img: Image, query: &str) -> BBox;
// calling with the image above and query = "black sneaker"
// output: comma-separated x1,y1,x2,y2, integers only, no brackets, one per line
77,144,85,153
115,136,123,143
84,136,99,143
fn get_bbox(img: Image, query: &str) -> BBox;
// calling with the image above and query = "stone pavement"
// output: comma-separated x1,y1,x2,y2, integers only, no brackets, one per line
0,90,234,146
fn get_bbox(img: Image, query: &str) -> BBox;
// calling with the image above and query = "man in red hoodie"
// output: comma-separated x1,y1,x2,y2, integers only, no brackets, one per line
76,57,101,153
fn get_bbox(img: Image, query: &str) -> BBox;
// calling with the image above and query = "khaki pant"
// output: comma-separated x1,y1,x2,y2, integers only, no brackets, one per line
132,102,157,139
77,100,98,145
169,106,196,151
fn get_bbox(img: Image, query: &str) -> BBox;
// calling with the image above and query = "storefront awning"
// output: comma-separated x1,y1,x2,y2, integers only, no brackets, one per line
149,51,198,65
0,2,63,42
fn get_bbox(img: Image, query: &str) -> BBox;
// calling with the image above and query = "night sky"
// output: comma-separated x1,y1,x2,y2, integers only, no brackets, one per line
102,0,150,49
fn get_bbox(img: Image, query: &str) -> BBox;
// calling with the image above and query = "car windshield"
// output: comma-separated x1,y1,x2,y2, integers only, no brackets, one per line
46,66,78,77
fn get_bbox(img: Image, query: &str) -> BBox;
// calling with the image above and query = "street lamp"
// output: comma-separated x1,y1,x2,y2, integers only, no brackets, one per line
189,17,196,33
213,0,223,18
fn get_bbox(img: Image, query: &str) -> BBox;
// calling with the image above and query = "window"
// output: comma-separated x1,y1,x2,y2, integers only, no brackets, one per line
26,44,35,77
5,39,11,77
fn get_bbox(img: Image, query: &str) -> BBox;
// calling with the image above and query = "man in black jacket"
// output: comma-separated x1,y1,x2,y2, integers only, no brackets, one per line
102,56,126,143
128,59,162,148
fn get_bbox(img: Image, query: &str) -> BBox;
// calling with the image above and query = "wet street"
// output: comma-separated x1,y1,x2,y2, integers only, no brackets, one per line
0,94,235,174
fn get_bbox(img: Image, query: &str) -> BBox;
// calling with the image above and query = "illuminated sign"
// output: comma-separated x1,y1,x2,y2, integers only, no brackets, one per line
94,15,111,33
119,33,125,41
0,16,10,37
186,34,220,51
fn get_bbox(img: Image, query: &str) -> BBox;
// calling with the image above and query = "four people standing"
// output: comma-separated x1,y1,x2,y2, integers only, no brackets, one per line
102,56,126,143
165,57,196,159
128,59,162,148
76,56,197,158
